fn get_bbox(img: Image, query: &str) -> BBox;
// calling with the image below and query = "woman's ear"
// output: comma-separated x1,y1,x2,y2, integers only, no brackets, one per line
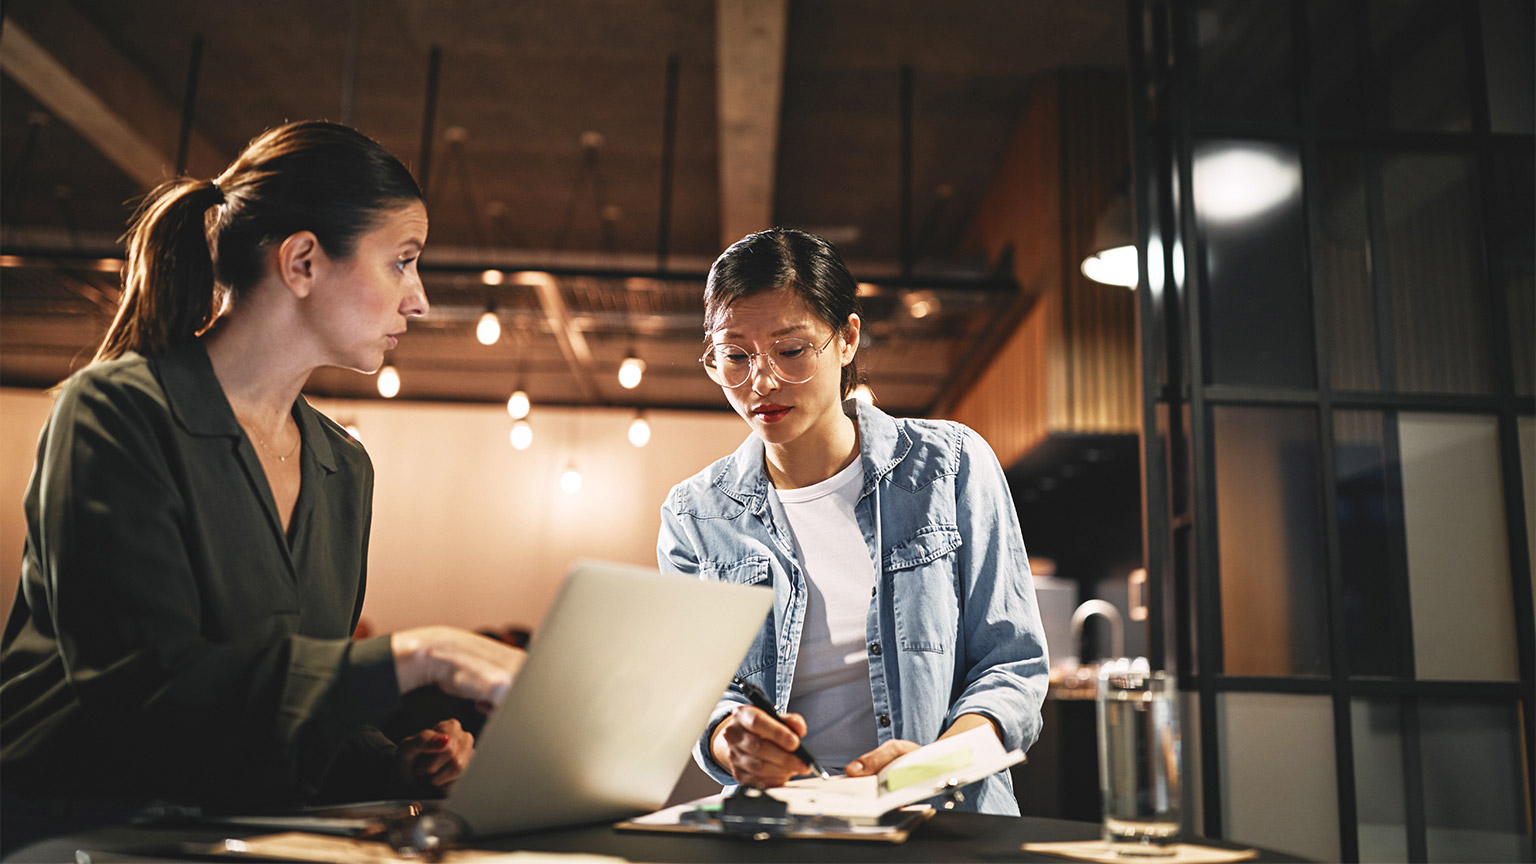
275,231,322,299
840,313,862,365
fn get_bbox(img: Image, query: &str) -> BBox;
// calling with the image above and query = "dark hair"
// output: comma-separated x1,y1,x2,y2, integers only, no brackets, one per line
703,228,862,397
95,120,423,362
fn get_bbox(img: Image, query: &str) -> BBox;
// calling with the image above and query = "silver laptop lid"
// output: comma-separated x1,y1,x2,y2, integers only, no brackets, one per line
447,559,771,836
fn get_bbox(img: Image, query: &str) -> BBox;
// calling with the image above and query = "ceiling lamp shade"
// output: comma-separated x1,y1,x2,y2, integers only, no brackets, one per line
1081,192,1139,289
560,463,583,494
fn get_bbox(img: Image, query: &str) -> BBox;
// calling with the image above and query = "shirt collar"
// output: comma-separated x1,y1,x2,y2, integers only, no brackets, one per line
153,338,337,473
715,398,911,509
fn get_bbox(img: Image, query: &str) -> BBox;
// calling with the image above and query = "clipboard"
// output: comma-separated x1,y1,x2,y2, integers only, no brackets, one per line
616,725,1024,843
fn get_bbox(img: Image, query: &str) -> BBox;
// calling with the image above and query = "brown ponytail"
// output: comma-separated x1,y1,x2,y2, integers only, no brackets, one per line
92,120,423,364
94,178,225,363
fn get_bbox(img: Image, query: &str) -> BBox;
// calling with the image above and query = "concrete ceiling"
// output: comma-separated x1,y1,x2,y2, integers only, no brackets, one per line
0,0,1127,413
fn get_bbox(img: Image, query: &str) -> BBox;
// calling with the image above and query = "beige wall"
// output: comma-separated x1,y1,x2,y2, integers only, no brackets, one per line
0,386,750,635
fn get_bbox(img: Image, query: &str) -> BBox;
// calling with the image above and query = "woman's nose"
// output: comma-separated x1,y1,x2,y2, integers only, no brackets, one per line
402,275,430,318
749,353,779,394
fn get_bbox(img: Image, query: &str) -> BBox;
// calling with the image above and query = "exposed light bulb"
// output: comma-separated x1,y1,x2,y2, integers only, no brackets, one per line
377,365,400,398
628,414,651,447
560,464,583,494
343,423,362,441
507,389,531,420
1081,245,1140,288
509,419,533,450
852,384,875,405
476,310,501,345
618,355,646,390
480,269,505,286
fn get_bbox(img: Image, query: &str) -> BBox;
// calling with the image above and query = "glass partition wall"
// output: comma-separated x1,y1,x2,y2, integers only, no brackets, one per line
1127,1,1534,860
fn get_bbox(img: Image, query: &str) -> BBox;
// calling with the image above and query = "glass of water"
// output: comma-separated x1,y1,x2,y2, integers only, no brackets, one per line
1097,660,1181,856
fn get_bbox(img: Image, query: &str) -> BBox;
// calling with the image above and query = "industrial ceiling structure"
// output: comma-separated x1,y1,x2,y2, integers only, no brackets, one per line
0,0,1127,414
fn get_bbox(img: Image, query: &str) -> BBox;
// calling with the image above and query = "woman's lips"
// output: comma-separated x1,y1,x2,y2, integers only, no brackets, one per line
752,405,791,423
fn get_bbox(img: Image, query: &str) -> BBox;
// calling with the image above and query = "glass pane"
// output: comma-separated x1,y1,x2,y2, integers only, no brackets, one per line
1195,140,1313,388
1194,0,1298,126
1480,0,1536,134
1316,148,1380,390
1351,697,1410,863
1420,699,1533,862
1309,0,1371,129
1213,407,1329,676
1398,413,1519,681
1489,146,1535,397
1372,1,1472,132
1219,693,1339,862
1334,411,1407,677
1381,154,1494,394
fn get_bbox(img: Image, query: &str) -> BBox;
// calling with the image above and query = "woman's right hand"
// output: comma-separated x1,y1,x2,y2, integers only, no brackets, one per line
709,703,810,788
390,626,526,711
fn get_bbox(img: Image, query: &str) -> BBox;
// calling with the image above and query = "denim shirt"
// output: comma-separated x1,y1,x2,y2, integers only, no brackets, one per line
657,400,1048,815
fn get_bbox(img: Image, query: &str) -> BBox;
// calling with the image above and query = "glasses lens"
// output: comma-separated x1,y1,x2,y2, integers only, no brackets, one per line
704,344,752,387
768,338,818,383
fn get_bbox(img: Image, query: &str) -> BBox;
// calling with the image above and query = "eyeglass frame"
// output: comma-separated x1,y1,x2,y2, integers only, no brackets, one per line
698,332,840,388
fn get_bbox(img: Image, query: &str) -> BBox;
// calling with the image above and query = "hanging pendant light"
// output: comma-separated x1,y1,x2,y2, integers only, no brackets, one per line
628,410,651,447
618,354,646,389
560,462,583,494
507,389,531,420
377,365,401,398
476,302,501,345
509,419,533,450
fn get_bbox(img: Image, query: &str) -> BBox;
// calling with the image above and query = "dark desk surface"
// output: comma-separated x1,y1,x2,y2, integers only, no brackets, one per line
11,812,1309,864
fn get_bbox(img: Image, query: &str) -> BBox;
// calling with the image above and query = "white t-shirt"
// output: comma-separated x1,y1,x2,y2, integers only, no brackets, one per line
774,458,880,768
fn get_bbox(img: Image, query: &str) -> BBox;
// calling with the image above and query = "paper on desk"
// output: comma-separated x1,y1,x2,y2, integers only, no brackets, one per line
765,725,1023,821
211,833,628,864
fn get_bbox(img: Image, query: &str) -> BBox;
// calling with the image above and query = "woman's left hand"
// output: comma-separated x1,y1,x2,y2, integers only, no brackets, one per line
395,718,475,791
844,739,921,776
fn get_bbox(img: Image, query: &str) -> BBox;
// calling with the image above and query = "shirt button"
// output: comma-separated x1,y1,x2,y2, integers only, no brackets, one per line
871,586,876,597
879,714,891,727
732,676,742,685
869,643,881,656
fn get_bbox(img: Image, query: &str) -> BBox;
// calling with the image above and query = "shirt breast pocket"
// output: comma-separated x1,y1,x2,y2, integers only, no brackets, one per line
700,556,776,676
885,526,962,654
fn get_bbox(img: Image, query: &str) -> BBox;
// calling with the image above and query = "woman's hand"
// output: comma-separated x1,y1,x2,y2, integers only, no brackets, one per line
394,718,475,792
390,626,526,711
844,739,920,776
710,704,811,788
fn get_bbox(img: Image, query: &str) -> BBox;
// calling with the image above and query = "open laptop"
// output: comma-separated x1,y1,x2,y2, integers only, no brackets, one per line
439,559,771,836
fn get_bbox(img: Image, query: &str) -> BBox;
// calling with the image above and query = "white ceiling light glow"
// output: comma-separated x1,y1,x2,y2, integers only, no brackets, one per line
1192,144,1301,224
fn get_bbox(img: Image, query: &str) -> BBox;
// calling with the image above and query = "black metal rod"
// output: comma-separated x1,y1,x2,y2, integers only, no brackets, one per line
340,0,363,125
899,65,914,278
418,46,443,196
657,54,680,271
174,35,205,176
1,113,45,226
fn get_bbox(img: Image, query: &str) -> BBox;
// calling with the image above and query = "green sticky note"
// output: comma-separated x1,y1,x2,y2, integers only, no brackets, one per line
881,746,973,794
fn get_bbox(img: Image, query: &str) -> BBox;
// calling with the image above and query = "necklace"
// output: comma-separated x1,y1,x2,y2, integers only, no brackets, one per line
241,416,301,463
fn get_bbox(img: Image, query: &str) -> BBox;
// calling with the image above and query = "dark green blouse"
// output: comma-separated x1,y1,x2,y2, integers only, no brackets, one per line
1,340,400,808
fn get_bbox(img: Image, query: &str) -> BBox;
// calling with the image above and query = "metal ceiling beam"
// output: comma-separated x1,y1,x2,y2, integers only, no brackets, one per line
518,271,601,403
715,0,788,247
0,3,227,188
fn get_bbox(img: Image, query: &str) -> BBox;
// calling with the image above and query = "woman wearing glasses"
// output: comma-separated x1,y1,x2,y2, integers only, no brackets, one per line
657,228,1047,815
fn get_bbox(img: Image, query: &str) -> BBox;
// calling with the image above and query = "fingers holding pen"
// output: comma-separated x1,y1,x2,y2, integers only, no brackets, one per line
718,705,809,787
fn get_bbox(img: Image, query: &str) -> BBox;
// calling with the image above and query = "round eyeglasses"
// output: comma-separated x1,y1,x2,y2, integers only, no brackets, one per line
700,333,837,389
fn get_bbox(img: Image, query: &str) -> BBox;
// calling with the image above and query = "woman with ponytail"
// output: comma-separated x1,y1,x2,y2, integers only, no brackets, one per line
0,121,523,852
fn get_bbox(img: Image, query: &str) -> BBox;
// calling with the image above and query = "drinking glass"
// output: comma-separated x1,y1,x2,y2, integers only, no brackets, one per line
1097,660,1181,856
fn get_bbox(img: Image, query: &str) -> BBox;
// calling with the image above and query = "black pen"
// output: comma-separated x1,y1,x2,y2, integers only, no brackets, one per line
735,681,831,780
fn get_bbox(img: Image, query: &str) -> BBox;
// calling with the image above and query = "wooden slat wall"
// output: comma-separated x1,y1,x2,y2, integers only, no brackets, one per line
948,70,1138,467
